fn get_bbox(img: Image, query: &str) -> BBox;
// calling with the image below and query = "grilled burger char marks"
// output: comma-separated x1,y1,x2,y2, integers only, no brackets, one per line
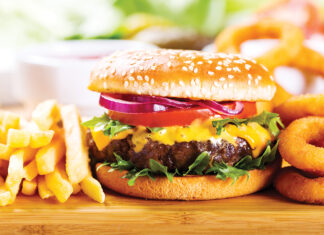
88,132,252,171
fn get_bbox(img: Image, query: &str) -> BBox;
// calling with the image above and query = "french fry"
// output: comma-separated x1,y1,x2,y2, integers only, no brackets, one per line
21,178,37,196
0,175,10,206
0,127,6,144
30,130,55,148
2,112,20,131
72,183,81,195
7,129,30,148
24,160,38,181
80,176,105,203
60,105,90,184
13,148,37,163
45,162,73,203
0,186,11,206
36,137,65,175
32,100,60,130
0,144,12,160
38,175,53,199
5,151,24,201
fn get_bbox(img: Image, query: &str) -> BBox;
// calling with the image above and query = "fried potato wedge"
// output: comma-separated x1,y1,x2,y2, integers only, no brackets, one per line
81,176,105,203
60,105,90,184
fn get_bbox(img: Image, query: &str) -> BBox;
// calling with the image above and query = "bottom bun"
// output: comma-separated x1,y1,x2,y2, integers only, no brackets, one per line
96,158,281,200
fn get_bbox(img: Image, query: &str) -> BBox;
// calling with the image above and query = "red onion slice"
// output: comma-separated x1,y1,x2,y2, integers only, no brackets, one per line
105,93,194,109
100,94,171,113
100,93,244,115
195,101,244,115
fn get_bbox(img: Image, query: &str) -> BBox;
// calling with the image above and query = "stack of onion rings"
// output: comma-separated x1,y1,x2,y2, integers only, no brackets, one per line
275,115,324,205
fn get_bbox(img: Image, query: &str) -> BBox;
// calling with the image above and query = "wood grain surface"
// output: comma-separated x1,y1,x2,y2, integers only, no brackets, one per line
0,187,323,235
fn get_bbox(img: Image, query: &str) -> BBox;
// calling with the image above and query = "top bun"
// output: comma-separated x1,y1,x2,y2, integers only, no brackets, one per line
89,49,276,101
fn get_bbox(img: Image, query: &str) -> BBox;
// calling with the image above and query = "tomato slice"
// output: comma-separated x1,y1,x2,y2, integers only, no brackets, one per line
108,102,256,127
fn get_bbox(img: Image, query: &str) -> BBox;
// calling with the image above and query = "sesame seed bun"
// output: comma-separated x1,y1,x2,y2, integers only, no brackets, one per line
89,49,276,101
96,157,281,200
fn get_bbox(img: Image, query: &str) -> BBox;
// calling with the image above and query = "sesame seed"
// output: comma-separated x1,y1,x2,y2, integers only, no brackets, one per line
122,71,126,76
130,68,134,74
167,61,172,67
270,75,274,81
223,83,228,89
218,61,223,66
151,66,156,70
251,60,257,64
129,76,135,81
124,81,129,87
182,66,188,71
226,68,232,72
189,66,194,71
208,71,215,76
261,64,269,72
220,77,225,81
191,80,195,86
151,79,154,85
137,75,143,80
134,81,138,87
245,64,251,71
194,68,198,73
197,61,203,65
228,75,234,79
248,74,252,79
255,79,259,84
257,75,262,80
179,81,185,87
216,66,222,70
248,80,251,86
233,67,241,72
208,60,212,64
195,78,200,84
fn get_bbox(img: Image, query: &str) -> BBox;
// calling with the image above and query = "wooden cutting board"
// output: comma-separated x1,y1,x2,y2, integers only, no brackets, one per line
0,188,323,235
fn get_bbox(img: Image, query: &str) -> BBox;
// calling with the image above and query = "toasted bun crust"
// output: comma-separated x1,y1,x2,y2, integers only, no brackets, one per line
89,49,276,101
96,158,281,200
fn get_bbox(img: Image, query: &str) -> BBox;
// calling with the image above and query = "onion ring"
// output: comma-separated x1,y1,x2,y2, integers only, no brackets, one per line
274,167,324,205
274,94,324,125
292,46,324,76
278,116,324,176
215,20,304,70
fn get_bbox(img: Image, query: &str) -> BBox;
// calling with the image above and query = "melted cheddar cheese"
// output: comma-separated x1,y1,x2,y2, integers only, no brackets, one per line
91,119,272,158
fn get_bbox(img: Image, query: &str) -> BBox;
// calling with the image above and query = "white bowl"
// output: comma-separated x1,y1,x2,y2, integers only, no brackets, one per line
14,40,158,115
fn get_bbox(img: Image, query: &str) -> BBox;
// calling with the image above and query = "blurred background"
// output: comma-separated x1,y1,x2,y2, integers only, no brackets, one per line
1,0,324,114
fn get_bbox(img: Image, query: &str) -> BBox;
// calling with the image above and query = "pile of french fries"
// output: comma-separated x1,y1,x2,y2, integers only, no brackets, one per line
0,100,105,205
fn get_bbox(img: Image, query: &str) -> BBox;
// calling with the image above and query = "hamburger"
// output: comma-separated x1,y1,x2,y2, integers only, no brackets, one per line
83,49,283,200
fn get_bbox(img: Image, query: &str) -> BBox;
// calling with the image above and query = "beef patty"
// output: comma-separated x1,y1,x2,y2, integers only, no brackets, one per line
88,133,252,171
